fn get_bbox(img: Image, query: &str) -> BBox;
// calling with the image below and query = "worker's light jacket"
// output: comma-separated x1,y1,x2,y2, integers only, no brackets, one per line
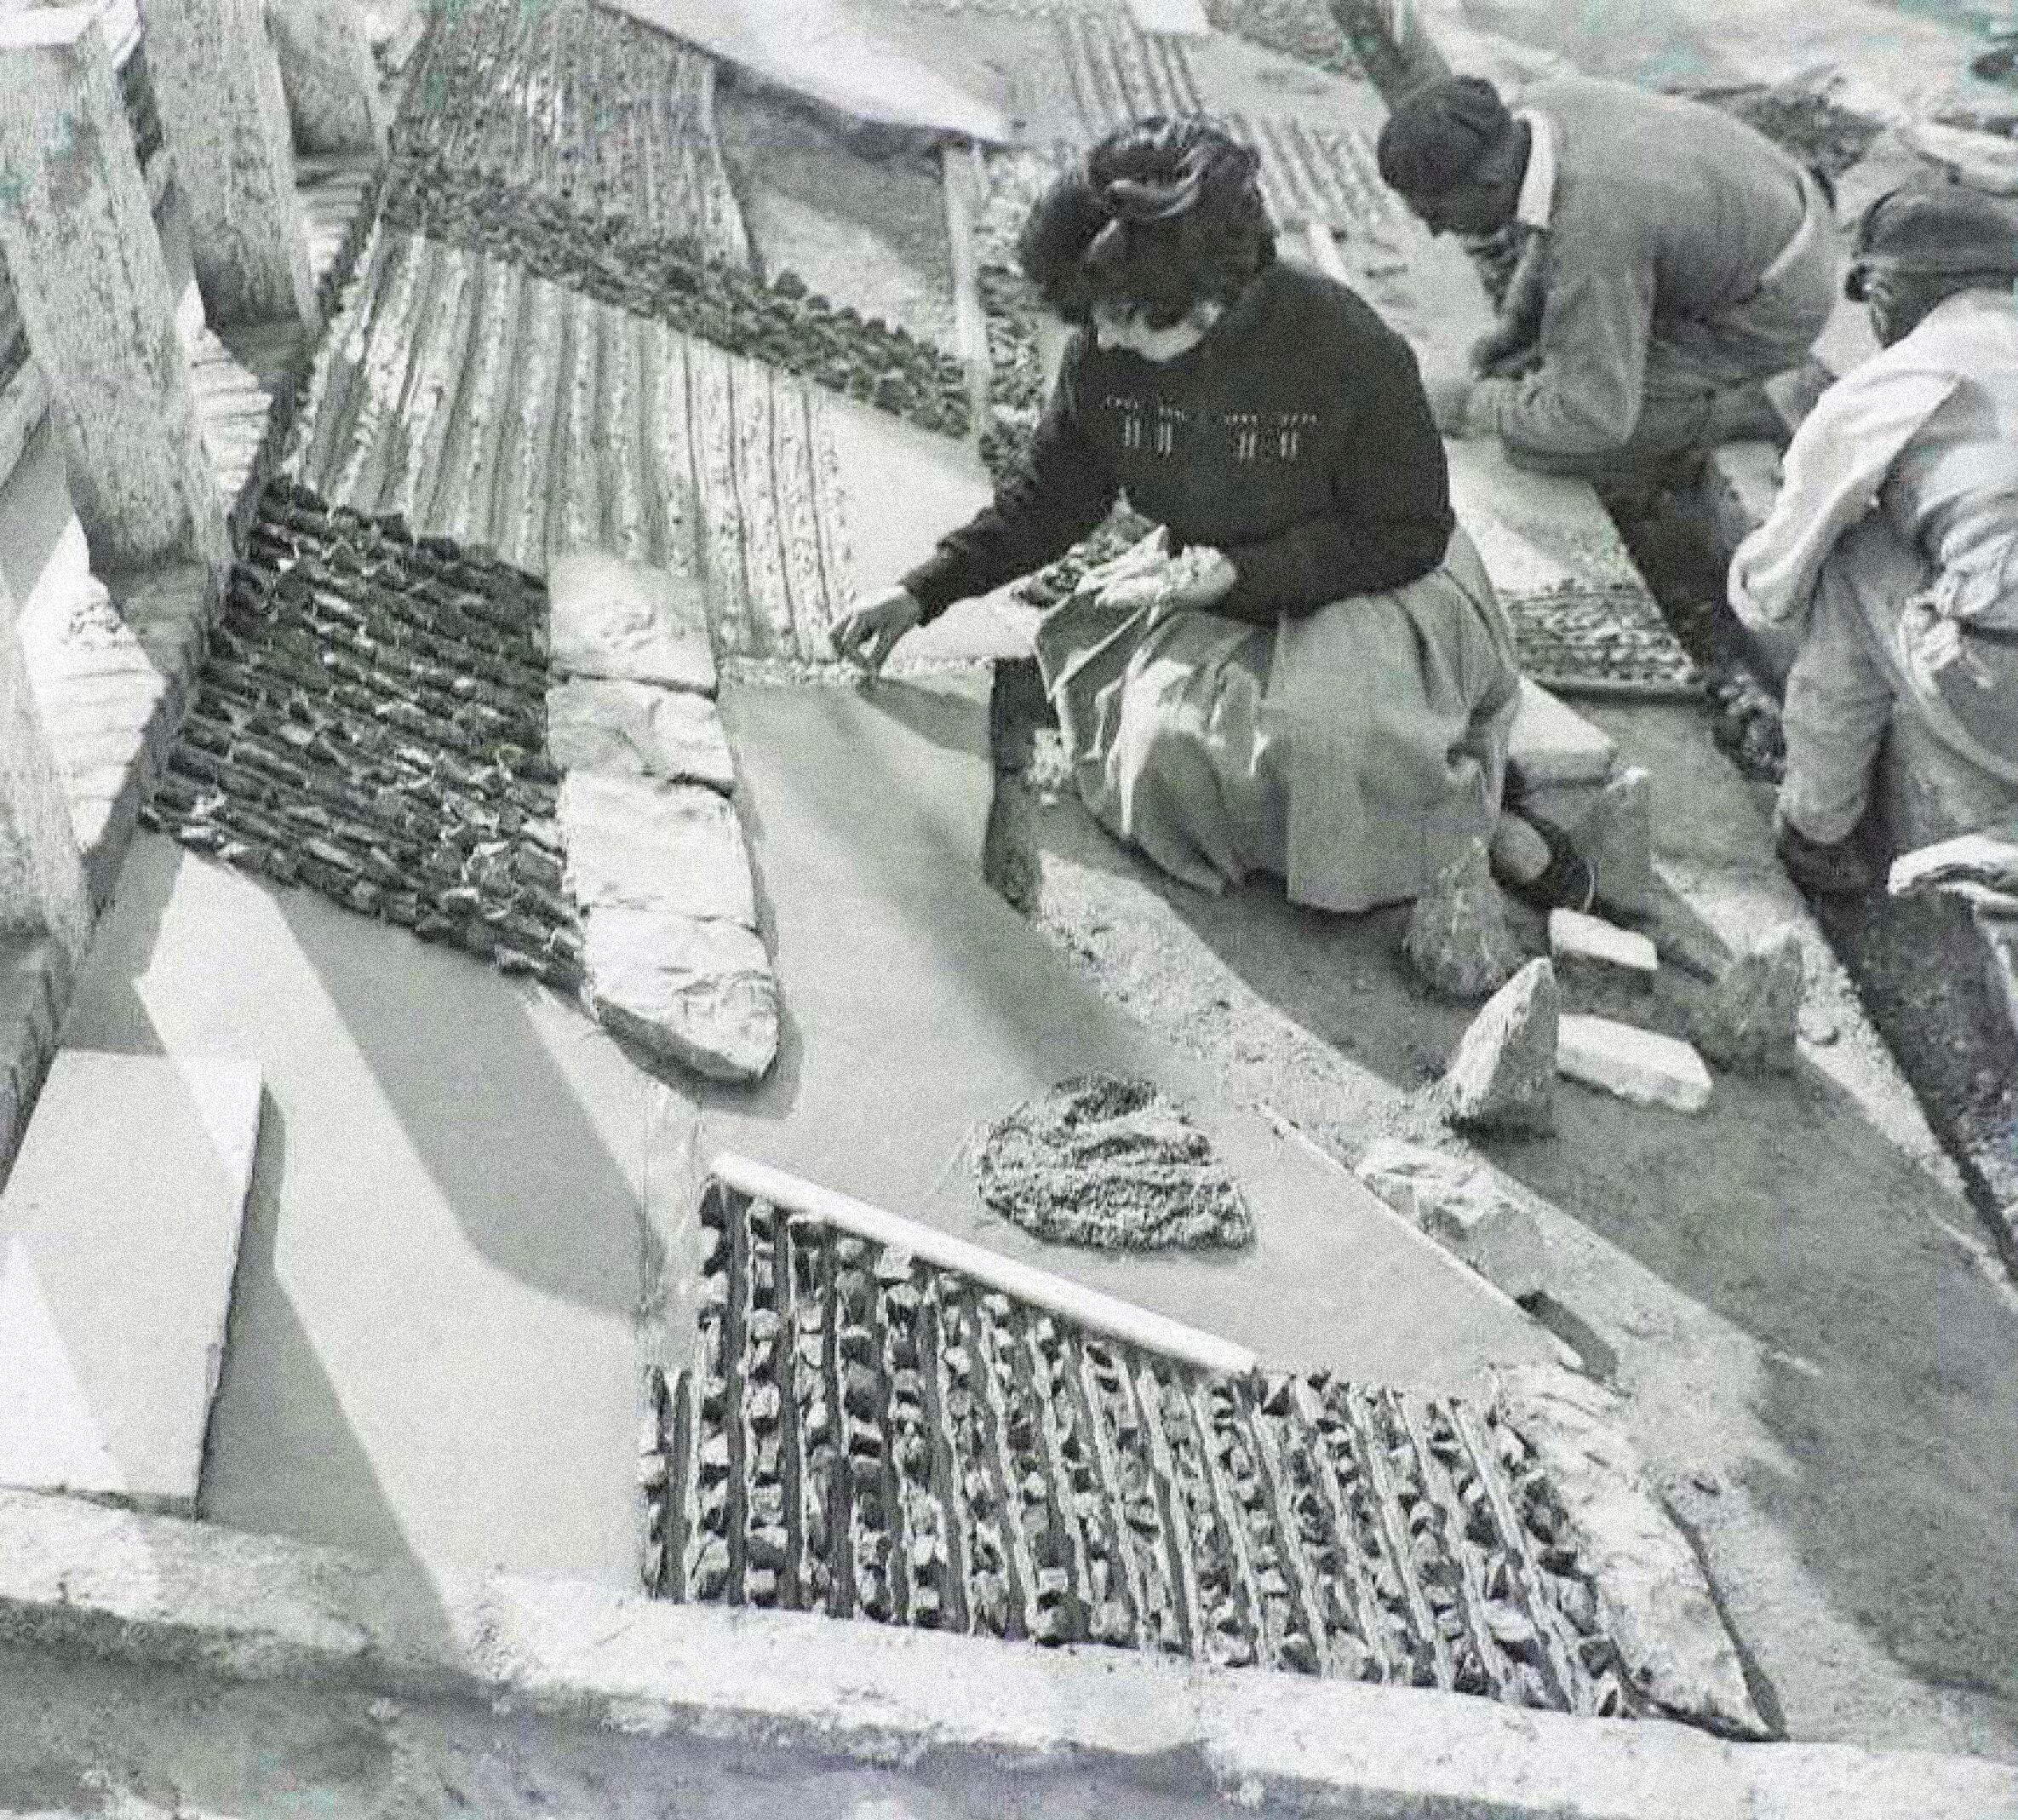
1467,76,1811,457
1729,288,2018,636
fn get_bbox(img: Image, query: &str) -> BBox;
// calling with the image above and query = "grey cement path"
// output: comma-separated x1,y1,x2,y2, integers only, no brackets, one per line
651,670,1561,1396
996,692,2018,1760
58,831,648,1610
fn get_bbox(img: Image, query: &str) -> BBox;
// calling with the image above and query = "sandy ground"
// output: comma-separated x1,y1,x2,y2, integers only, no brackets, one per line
0,1641,1273,1820
981,695,2018,1764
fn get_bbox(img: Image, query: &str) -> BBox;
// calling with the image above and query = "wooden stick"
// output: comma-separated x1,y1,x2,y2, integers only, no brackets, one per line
708,1153,1259,1379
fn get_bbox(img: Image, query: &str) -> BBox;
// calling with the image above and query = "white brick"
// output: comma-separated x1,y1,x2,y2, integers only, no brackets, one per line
1549,908,1659,983
1557,1014,1712,1113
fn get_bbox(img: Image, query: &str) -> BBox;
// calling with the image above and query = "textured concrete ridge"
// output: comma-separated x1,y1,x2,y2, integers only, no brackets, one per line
0,1489,2012,1818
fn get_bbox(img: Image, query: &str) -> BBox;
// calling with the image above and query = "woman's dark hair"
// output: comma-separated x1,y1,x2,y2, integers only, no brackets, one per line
1016,117,1273,330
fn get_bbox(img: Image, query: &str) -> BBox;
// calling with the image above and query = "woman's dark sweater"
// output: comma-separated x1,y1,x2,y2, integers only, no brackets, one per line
902,260,1455,627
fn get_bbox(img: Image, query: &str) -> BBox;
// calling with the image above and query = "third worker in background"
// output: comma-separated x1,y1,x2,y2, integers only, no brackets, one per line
1375,72,1837,491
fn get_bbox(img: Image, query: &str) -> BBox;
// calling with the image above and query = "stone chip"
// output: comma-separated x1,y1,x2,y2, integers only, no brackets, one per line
1688,928,1804,1076
1356,1137,1547,1300
1438,956,1558,1134
1403,838,1525,1000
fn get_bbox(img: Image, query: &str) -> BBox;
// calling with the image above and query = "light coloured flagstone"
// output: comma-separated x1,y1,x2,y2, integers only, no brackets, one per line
558,771,756,927
1493,1363,1770,1740
581,905,777,1082
1356,1137,1546,1301
547,552,717,695
547,678,736,795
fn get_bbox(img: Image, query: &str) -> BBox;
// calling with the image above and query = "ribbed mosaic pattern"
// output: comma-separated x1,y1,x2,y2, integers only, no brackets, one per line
640,1180,1648,1718
286,229,852,660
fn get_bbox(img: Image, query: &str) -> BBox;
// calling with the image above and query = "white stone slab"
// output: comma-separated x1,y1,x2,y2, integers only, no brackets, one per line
1556,1015,1711,1114
582,906,778,1082
547,552,716,695
559,771,757,927
1549,908,1658,983
0,1052,261,1513
1509,676,1617,787
547,678,737,794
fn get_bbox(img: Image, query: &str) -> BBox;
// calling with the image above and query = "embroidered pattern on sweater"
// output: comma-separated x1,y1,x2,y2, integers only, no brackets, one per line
1105,395,1190,457
1226,411,1321,462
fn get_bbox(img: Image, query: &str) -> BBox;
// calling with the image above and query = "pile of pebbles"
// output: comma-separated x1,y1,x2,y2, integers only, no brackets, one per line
639,1180,1648,1714
142,479,584,992
973,1075,1254,1252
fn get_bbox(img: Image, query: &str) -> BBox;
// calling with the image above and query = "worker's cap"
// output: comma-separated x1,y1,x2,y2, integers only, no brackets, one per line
1374,75,1513,199
1846,180,2018,297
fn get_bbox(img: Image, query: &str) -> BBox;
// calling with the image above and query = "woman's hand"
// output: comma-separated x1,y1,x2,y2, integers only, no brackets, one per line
1096,543,1239,621
831,584,926,675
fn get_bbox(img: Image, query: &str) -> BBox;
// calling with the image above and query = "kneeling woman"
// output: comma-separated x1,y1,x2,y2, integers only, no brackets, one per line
833,118,1588,913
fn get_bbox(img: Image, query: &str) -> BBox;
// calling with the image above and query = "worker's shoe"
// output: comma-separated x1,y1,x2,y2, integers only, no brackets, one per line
1500,812,1597,915
1775,818,1877,897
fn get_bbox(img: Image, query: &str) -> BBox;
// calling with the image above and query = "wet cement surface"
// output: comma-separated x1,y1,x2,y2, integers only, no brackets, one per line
652,670,1561,1397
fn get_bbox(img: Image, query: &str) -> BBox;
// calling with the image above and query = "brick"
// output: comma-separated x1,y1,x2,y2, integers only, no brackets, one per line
0,1052,261,1513
1557,1014,1712,1114
1355,1138,1546,1301
1549,908,1658,985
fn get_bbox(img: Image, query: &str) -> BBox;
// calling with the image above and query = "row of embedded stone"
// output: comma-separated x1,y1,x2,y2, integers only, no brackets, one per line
392,0,752,268
378,169,972,441
144,482,581,980
547,551,778,1082
381,1,970,442
142,482,779,1082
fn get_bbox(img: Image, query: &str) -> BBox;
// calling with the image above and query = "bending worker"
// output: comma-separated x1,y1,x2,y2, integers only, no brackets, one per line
1374,73,1837,486
1731,181,2018,897
832,116,1595,916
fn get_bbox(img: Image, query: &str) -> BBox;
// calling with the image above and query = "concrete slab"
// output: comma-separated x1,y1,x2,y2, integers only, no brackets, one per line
1509,676,1618,787
0,1051,261,1514
57,832,646,1591
662,672,1561,1397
